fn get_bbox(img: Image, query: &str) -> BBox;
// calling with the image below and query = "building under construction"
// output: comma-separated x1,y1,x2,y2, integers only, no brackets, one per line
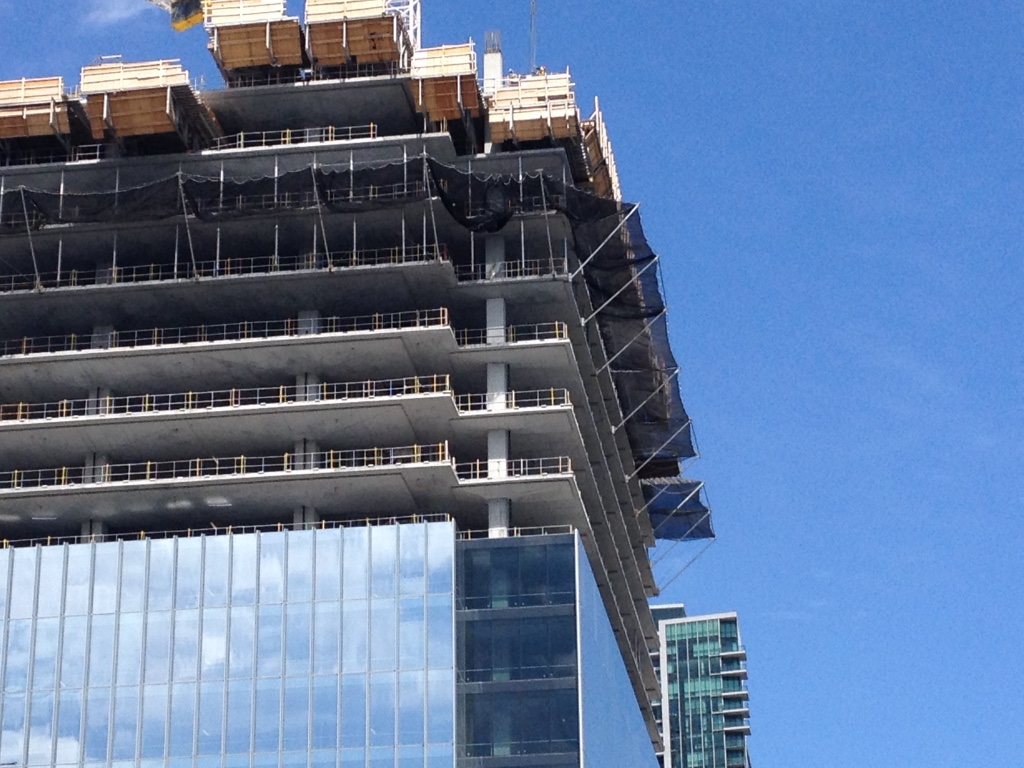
0,2,712,766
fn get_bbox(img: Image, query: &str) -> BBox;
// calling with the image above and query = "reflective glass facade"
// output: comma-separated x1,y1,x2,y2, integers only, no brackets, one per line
0,521,456,768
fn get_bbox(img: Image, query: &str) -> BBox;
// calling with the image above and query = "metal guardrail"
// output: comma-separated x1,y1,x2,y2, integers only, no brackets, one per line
0,307,449,358
455,322,569,347
454,457,573,481
0,443,451,492
455,388,571,413
189,181,426,216
0,513,455,550
211,124,378,151
456,524,574,540
0,243,447,294
455,256,568,282
0,374,452,423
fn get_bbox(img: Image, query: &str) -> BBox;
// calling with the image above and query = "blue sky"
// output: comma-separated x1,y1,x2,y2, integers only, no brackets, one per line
2,1,1022,765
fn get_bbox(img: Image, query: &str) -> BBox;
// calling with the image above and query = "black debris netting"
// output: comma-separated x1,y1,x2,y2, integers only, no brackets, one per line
26,177,183,224
641,479,714,542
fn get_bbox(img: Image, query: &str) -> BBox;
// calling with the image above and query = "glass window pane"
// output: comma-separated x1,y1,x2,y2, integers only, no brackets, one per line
9,547,38,618
201,608,227,680
285,602,311,678
83,686,110,762
140,684,167,758
27,690,54,766
341,528,368,600
4,619,31,691
116,613,144,687
341,601,367,672
425,594,452,670
368,672,395,747
110,687,139,760
119,541,146,614
228,606,255,679
31,617,60,691
196,681,224,755
168,683,195,757
370,526,397,598
93,542,120,614
398,597,424,670
88,614,115,687
225,679,253,755
425,524,453,595
174,539,201,610
1,693,26,764
37,546,65,618
59,615,87,689
147,540,174,612
425,669,452,744
314,529,341,602
282,677,309,752
287,530,313,603
171,609,199,682
311,676,338,750
144,611,172,685
203,537,229,609
55,690,82,761
230,535,257,606
256,604,282,677
313,602,340,675
369,599,396,672
399,524,426,596
340,674,365,746
259,535,285,604
253,678,280,753
397,670,424,746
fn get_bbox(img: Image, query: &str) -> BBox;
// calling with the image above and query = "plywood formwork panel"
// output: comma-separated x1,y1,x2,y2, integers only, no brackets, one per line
306,16,405,66
0,77,74,141
205,0,287,26
0,77,65,106
305,0,388,23
411,43,480,120
83,89,177,140
80,60,189,95
208,19,305,69
488,71,581,143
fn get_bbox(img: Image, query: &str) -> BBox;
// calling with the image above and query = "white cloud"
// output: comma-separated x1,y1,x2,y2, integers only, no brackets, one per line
85,0,153,25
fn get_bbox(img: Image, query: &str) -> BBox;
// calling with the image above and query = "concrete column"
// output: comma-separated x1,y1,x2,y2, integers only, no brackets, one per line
84,453,109,484
293,506,320,530
483,39,503,97
91,325,114,350
292,439,320,470
85,387,111,416
485,234,505,280
296,373,321,402
488,498,510,539
297,310,321,336
81,519,108,538
486,297,506,346
486,363,509,411
487,430,509,480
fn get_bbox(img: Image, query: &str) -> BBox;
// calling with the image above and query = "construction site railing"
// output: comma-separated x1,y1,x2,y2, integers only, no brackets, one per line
0,243,448,294
0,375,451,423
0,443,451,492
455,256,568,282
189,181,426,217
455,389,571,413
0,307,450,358
456,524,574,540
462,194,567,219
455,322,569,347
454,457,573,481
0,514,455,550
211,124,378,151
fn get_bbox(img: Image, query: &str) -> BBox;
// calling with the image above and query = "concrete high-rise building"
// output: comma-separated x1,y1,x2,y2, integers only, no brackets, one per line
651,607,751,768
0,2,714,767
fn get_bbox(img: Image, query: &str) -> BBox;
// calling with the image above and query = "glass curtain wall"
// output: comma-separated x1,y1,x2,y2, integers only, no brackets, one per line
0,521,456,768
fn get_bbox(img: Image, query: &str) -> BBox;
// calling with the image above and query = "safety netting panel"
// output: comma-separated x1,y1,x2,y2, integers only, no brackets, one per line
641,478,714,542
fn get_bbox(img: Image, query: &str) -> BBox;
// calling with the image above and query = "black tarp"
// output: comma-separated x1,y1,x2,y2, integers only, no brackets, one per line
642,479,715,541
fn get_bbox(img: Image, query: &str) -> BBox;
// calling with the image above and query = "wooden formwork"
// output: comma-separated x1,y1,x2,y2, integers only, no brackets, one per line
0,77,73,140
581,101,623,200
488,71,581,143
411,43,480,120
305,0,409,66
205,0,304,70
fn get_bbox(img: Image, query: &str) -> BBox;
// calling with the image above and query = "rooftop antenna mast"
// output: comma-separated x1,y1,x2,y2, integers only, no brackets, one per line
530,0,538,72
